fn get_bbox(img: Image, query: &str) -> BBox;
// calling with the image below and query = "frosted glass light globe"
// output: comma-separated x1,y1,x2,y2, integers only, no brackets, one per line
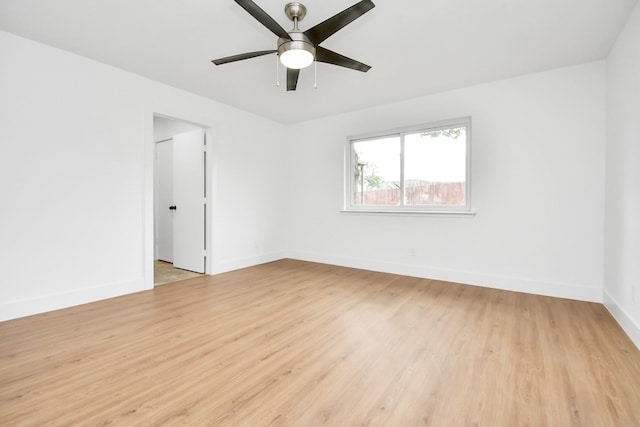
280,48,314,69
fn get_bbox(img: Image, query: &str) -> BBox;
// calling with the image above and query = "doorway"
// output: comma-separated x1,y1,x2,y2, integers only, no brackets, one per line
153,115,207,286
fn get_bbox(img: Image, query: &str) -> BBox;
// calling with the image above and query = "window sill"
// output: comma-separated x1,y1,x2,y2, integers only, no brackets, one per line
340,209,476,218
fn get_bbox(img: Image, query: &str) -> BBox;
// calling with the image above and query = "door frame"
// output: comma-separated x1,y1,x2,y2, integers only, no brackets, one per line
144,112,214,289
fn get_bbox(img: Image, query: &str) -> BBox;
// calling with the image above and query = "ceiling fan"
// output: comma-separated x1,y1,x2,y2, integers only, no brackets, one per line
212,0,375,91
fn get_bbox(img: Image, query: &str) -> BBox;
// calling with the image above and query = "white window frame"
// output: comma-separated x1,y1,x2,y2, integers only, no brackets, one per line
343,117,473,216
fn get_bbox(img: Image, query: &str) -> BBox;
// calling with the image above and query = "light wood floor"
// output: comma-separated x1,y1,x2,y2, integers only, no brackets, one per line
1,260,639,426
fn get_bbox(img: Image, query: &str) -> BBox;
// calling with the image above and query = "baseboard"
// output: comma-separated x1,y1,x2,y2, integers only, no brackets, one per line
286,251,602,303
604,291,640,351
211,251,286,275
0,278,145,322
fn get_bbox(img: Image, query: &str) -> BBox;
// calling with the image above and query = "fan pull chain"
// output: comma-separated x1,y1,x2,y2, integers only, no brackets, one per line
314,58,318,89
276,56,280,87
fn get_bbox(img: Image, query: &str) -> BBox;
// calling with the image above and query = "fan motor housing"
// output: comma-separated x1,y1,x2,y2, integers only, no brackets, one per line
277,31,316,59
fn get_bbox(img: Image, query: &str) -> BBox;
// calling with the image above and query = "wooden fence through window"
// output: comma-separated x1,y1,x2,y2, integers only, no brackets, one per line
355,182,465,206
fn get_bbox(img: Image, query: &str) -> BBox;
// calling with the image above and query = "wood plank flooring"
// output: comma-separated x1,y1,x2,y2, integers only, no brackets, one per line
1,259,639,426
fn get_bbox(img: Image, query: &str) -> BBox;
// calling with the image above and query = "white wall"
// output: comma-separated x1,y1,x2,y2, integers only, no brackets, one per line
285,62,606,302
0,31,287,321
604,3,640,349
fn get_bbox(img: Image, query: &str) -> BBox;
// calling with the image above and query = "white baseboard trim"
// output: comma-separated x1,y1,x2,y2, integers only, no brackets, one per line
1,252,285,323
211,251,286,275
604,291,640,351
0,277,145,322
286,251,603,303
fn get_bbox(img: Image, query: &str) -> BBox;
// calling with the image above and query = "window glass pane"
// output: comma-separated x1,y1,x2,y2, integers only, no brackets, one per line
353,137,401,205
404,127,466,206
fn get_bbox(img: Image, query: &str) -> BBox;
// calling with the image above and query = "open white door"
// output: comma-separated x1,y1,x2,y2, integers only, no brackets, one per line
173,129,205,273
155,140,174,262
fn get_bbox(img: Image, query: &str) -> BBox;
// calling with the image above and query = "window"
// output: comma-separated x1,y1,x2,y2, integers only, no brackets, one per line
345,117,471,214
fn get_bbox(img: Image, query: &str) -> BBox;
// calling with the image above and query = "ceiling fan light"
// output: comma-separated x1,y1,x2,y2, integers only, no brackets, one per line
278,38,315,69
280,49,314,69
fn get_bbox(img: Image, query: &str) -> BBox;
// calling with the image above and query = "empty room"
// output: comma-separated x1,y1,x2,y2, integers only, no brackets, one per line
1,0,639,425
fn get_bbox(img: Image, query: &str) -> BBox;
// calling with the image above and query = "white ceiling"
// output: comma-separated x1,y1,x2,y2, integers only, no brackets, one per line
0,0,636,124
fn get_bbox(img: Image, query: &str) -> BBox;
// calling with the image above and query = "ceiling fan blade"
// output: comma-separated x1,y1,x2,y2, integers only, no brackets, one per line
234,0,291,40
315,46,371,72
287,68,300,91
211,50,276,65
304,0,375,45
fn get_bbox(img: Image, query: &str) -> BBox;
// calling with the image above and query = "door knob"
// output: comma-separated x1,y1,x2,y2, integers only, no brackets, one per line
169,205,177,210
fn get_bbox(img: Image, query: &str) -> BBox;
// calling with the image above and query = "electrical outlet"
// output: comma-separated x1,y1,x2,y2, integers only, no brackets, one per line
410,247,416,257
253,240,259,249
